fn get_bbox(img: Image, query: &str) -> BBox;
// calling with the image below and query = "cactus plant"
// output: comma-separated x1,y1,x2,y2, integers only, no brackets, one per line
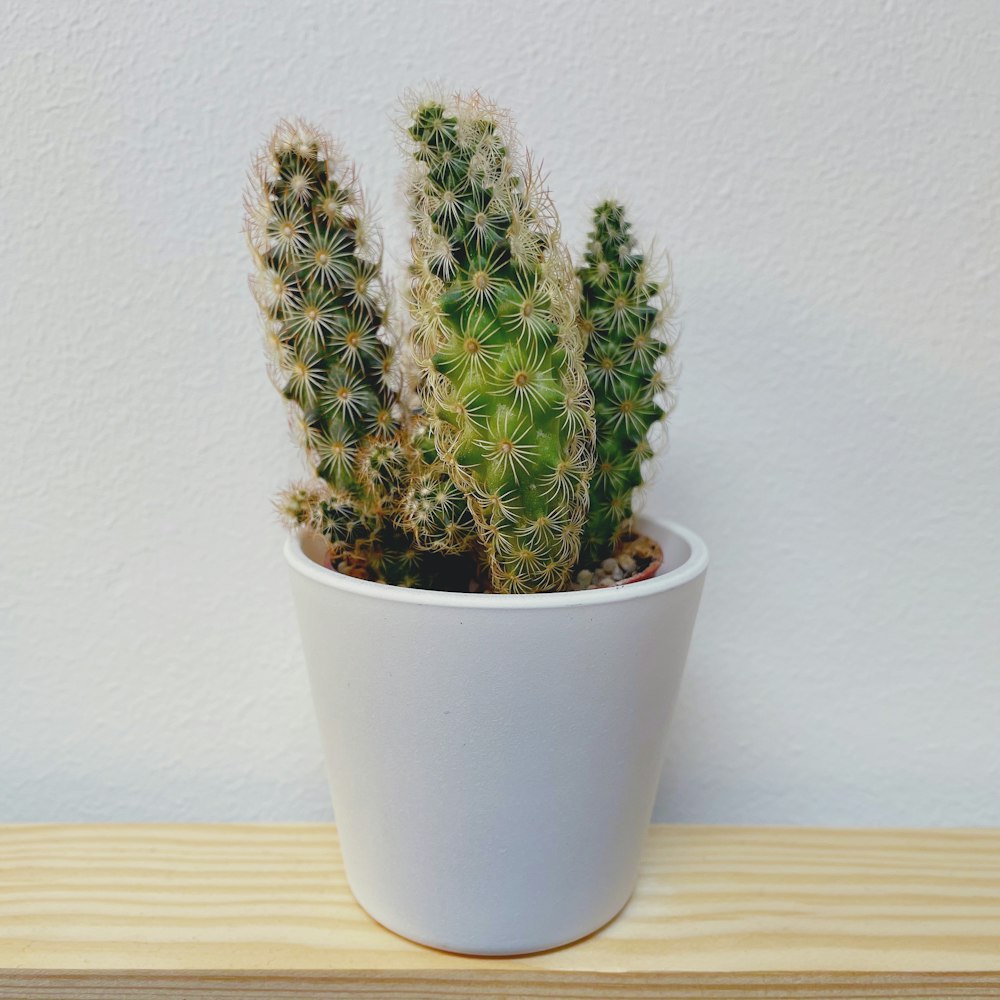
245,119,429,585
246,99,678,595
577,201,676,566
405,95,595,593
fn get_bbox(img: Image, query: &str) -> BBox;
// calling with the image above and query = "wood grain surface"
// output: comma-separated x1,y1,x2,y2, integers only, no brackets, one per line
1,824,998,998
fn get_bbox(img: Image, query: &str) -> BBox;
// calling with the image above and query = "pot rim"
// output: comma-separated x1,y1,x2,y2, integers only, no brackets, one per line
285,515,708,609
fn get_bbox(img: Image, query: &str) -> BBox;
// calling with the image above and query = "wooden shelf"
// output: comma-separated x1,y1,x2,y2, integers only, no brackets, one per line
1,824,999,998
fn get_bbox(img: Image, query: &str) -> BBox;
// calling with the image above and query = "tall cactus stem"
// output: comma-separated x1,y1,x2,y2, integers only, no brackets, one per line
405,93,595,593
245,119,421,584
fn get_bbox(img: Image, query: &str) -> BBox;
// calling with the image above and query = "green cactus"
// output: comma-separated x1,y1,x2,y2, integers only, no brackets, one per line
245,119,421,584
577,201,677,565
246,109,681,594
405,94,595,593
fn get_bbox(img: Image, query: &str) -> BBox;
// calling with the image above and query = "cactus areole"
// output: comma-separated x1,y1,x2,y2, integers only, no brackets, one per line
246,96,678,595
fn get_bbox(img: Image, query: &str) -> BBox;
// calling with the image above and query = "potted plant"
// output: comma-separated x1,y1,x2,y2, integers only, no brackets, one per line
245,94,708,956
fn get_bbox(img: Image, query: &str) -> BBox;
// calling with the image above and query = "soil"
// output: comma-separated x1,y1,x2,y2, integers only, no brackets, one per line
326,534,665,594
569,533,664,591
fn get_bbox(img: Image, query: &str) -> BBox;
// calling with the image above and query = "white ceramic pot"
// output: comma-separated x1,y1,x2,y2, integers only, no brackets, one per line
286,516,708,955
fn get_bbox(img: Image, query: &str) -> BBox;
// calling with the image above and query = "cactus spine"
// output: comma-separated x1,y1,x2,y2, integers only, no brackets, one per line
245,120,421,584
406,95,594,593
577,201,676,565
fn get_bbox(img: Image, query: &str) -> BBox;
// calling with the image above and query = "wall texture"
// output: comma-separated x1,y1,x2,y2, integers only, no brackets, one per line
2,0,998,824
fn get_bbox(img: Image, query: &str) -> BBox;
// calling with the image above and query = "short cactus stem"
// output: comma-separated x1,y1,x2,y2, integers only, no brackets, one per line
405,94,595,593
577,201,677,565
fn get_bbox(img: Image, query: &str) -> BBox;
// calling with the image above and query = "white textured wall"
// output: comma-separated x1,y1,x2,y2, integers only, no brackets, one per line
2,0,998,824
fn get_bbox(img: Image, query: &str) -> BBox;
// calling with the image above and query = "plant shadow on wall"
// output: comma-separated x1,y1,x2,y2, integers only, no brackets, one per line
245,92,679,594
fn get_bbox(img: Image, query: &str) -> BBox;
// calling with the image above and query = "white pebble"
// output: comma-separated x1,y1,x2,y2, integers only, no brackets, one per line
576,569,593,586
619,554,636,573
601,557,619,573
611,567,624,581
599,577,615,587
